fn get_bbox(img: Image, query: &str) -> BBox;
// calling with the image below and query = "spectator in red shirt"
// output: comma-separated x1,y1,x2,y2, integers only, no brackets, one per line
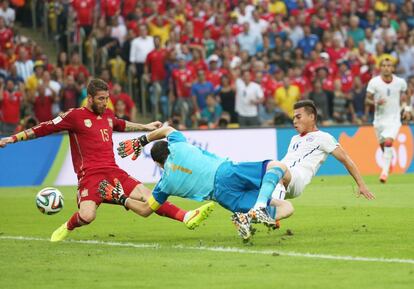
171,54,194,127
337,60,354,93
145,36,168,120
60,75,80,111
64,52,90,81
0,16,13,51
0,78,23,134
33,83,58,123
72,0,95,37
110,83,137,121
101,0,120,19
206,55,228,90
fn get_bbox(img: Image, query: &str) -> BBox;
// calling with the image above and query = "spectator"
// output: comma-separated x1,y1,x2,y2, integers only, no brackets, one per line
33,84,56,123
0,78,23,134
201,94,223,127
145,36,168,120
332,79,354,124
347,15,365,47
59,75,80,111
259,97,284,127
191,69,214,114
110,83,137,122
14,46,33,82
298,26,319,58
170,54,194,127
64,52,90,81
217,74,236,123
237,22,263,57
130,24,154,107
235,69,264,127
114,99,130,121
351,76,366,123
0,1,14,27
392,38,414,79
25,60,45,100
274,77,301,119
309,80,330,122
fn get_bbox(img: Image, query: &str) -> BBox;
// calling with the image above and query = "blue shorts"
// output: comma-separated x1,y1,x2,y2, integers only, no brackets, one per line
213,160,274,214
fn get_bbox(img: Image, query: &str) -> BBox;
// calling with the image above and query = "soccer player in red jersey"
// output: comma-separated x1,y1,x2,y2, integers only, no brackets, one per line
0,79,214,242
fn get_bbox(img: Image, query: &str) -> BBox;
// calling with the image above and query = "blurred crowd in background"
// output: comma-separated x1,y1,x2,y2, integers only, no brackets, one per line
1,0,414,134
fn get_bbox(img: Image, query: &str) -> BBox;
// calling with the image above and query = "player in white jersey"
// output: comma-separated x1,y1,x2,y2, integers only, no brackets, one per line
266,100,375,201
365,58,411,183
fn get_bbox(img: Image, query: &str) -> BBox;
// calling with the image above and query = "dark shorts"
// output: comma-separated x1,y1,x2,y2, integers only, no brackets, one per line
77,168,141,207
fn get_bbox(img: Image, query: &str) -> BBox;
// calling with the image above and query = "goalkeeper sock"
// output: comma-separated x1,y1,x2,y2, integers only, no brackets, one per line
254,167,285,209
67,212,90,231
155,202,186,222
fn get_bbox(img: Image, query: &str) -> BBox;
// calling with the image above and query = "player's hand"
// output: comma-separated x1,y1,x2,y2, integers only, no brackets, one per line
144,121,163,131
117,138,142,160
357,185,375,200
376,98,386,105
99,178,125,203
402,111,412,122
0,137,15,148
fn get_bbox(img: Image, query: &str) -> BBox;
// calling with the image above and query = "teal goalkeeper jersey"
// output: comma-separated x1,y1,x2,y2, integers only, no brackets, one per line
152,131,227,204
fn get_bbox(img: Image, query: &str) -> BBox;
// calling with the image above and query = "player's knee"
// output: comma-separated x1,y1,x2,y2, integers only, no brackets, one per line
384,139,393,147
79,210,96,224
266,161,287,173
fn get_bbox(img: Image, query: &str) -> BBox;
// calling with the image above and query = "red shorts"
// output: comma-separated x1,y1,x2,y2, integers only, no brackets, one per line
77,168,141,207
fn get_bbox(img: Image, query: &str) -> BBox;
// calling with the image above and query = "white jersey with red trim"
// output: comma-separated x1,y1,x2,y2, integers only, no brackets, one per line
281,130,339,191
366,75,407,126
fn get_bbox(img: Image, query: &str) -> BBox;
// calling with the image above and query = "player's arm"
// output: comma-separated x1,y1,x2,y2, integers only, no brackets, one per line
400,91,412,121
331,145,375,200
117,126,177,160
0,111,74,148
124,121,163,132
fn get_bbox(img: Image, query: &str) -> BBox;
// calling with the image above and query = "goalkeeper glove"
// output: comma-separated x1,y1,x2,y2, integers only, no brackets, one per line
117,134,149,160
99,178,128,206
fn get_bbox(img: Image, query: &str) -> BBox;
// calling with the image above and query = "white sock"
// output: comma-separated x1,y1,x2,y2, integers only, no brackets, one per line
183,211,191,223
382,147,393,175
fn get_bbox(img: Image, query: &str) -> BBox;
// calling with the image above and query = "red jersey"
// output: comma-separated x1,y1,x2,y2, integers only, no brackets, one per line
72,0,95,26
0,28,13,51
64,64,90,79
145,49,167,81
101,0,120,18
122,0,137,16
172,69,194,98
207,69,228,89
110,93,135,117
32,108,126,179
338,72,354,93
187,60,207,73
326,47,349,64
1,90,22,124
34,95,53,123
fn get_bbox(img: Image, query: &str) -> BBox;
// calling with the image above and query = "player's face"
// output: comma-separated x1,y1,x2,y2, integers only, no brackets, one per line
380,60,393,76
90,90,109,115
293,108,314,134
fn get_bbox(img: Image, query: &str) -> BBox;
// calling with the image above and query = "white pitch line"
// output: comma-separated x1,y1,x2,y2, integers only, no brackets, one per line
1,235,414,265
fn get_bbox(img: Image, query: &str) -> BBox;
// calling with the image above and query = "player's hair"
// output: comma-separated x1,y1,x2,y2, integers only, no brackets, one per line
87,79,109,97
379,57,394,67
151,141,170,165
294,100,318,121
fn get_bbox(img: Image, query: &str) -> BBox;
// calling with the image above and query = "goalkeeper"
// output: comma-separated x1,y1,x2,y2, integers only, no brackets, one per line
100,126,294,241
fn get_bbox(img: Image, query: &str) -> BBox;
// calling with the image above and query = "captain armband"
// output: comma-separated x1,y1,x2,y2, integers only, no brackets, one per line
11,130,30,143
147,196,161,211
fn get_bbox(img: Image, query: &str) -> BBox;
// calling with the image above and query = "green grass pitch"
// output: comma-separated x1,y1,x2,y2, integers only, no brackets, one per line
0,174,413,289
